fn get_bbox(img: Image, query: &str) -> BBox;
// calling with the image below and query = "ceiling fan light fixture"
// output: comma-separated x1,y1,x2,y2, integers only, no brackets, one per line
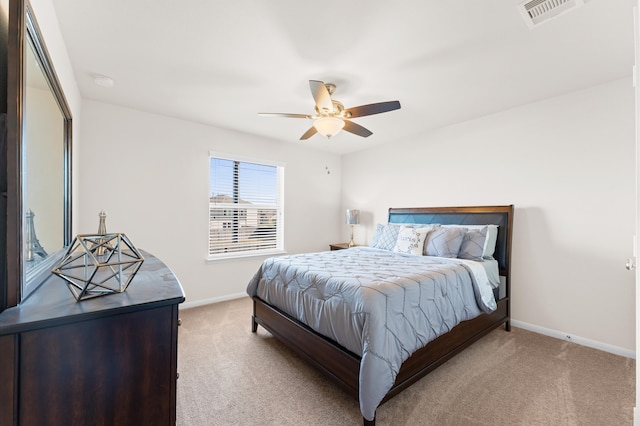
260,80,400,139
314,117,344,138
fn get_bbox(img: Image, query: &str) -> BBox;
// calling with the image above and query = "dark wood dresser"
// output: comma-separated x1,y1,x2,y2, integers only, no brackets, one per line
0,251,185,425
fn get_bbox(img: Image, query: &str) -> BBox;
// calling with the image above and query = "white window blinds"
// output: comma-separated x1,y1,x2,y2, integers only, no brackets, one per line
209,155,283,258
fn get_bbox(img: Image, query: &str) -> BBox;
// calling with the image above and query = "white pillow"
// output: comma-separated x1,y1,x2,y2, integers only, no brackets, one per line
393,226,433,256
441,224,498,259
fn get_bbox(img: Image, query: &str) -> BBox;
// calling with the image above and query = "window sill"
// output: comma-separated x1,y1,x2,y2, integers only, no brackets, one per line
206,249,287,263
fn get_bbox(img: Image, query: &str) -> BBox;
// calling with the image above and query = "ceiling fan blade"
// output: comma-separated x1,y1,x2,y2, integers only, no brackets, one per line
344,101,401,119
300,126,318,140
258,112,312,119
343,120,373,138
309,80,333,112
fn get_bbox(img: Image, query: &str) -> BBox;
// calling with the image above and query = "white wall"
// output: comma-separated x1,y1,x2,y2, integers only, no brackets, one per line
341,78,636,353
28,0,636,358
35,0,634,354
77,100,342,304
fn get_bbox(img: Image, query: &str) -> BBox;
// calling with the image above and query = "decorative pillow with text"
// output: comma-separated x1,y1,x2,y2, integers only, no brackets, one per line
393,226,432,256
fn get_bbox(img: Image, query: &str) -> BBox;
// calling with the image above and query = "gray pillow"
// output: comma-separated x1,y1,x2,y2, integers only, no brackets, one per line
369,224,401,251
458,226,488,260
425,227,466,258
441,224,498,259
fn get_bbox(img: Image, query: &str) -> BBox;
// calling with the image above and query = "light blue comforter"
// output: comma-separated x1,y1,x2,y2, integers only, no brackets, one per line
246,247,496,421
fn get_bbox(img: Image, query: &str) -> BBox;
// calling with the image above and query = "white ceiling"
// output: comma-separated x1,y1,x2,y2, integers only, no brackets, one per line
51,0,634,155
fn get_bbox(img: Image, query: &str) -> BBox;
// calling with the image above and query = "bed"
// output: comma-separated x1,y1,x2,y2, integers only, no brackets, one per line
247,205,513,425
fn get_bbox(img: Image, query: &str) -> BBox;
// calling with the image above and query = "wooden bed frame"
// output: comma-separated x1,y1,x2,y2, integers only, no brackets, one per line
251,205,514,425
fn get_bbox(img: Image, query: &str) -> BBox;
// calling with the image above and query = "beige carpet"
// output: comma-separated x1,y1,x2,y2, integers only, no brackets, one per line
176,297,635,425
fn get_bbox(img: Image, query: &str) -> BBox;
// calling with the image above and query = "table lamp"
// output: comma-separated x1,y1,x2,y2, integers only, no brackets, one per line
345,209,360,247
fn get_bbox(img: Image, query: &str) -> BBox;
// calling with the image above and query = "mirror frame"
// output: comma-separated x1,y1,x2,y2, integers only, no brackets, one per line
6,0,72,306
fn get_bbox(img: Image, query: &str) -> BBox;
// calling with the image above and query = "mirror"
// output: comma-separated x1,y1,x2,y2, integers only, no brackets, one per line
23,30,65,272
5,0,72,304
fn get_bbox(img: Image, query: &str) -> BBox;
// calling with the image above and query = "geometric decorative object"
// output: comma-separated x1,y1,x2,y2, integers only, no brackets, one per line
51,233,144,301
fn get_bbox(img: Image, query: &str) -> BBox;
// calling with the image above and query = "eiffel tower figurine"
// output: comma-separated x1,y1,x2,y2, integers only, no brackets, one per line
25,209,48,261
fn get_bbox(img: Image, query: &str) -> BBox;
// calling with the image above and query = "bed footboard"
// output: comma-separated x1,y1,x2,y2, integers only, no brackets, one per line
252,295,509,425
252,296,361,398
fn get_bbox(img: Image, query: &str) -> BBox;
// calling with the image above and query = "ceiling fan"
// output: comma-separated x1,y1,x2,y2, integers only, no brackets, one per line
259,80,401,140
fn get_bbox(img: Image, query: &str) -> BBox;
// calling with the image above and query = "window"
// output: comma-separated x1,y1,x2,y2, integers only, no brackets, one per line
209,154,284,259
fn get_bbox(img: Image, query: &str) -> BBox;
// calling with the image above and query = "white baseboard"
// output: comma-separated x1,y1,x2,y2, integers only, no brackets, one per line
511,320,636,359
180,292,247,310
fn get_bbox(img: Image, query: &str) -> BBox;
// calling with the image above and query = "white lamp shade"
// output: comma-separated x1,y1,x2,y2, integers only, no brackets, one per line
346,209,360,225
314,117,345,138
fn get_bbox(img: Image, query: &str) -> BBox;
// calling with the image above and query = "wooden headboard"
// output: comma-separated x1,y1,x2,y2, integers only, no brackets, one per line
387,205,514,279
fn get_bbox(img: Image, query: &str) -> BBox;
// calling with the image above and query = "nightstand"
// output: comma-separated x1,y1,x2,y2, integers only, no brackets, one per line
330,243,357,250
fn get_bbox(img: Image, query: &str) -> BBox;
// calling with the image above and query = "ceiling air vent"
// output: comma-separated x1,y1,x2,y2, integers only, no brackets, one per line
518,0,585,28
